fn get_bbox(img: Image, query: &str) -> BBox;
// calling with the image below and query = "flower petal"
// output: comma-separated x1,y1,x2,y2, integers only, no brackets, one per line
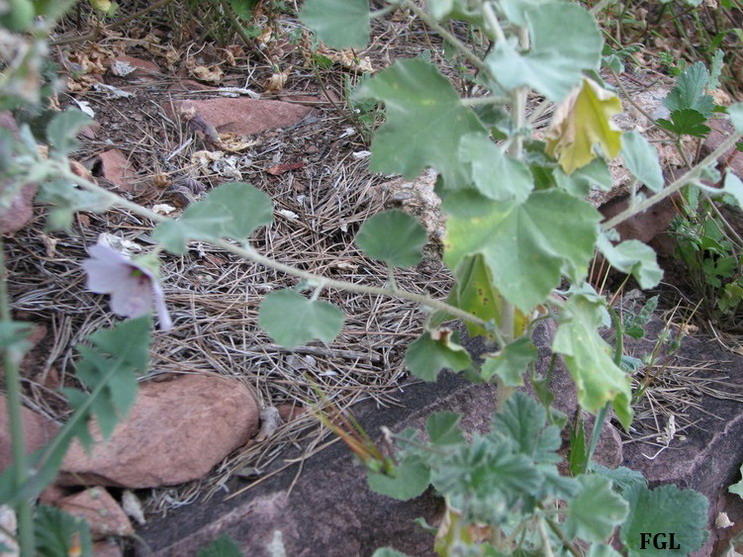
108,273,153,318
150,279,173,331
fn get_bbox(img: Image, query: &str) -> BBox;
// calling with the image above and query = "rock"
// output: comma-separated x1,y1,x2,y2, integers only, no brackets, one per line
109,56,161,81
0,181,37,235
60,374,260,488
95,149,138,193
702,117,743,180
0,395,58,473
93,540,123,557
0,505,18,557
57,487,133,539
277,403,306,423
165,98,313,136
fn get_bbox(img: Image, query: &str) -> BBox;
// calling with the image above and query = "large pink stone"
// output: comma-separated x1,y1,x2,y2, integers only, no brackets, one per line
0,396,58,472
166,98,314,136
60,374,260,488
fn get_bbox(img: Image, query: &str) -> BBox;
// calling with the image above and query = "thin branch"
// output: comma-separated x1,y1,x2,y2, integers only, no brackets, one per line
602,132,741,231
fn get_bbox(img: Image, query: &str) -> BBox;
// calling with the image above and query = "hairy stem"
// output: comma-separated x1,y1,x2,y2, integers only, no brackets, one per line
66,169,489,329
602,131,741,230
0,238,35,555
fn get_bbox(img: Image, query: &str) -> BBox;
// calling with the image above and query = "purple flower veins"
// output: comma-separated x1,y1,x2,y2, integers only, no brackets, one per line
82,243,173,331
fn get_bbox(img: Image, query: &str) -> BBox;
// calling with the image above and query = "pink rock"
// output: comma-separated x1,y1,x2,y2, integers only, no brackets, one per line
57,487,133,540
278,403,307,423
0,111,36,234
96,149,138,193
0,395,58,473
0,182,37,234
166,98,313,136
60,374,260,488
109,56,161,80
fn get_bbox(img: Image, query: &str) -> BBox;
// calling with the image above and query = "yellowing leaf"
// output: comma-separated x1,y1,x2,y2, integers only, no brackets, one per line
546,78,622,175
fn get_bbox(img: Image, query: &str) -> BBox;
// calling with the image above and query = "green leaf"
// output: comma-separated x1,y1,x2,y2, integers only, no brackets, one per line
197,534,243,557
46,109,91,157
367,457,431,500
355,210,427,268
354,58,484,188
621,131,664,192
657,109,710,138
372,550,409,557
728,462,743,499
586,544,623,557
227,0,259,19
490,391,561,464
708,49,724,90
300,0,370,49
554,159,612,197
34,505,94,557
663,62,715,117
444,190,600,311
36,179,112,230
63,317,152,447
728,102,743,133
426,412,465,447
445,255,502,339
499,0,554,26
480,337,536,386
153,182,274,254
596,235,663,289
553,294,633,428
486,3,602,101
591,463,647,494
722,172,743,208
621,483,709,556
459,133,533,202
0,321,33,362
258,289,344,349
405,330,472,382
564,475,629,542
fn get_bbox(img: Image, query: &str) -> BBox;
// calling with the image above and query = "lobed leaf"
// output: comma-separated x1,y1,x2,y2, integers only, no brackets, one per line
621,483,709,556
355,210,427,268
444,190,600,311
596,235,663,289
426,412,465,447
367,457,431,501
153,182,274,255
564,475,629,542
728,102,743,133
459,133,533,202
46,109,91,158
34,505,93,557
480,337,537,387
404,330,472,382
662,62,715,118
546,78,623,174
446,255,502,339
554,159,612,198
657,108,710,137
354,58,484,188
486,3,602,102
258,289,344,349
552,294,633,428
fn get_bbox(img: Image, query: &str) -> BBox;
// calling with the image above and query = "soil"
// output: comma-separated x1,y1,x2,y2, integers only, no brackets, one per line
4,1,743,555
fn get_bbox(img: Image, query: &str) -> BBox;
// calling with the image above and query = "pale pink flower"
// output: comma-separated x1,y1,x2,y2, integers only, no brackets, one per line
82,243,173,331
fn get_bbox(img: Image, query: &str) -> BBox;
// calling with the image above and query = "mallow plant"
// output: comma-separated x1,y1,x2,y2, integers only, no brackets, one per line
1,0,742,555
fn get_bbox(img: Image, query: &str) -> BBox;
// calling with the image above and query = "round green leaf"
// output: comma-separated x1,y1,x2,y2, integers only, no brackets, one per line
258,289,344,349
355,210,428,268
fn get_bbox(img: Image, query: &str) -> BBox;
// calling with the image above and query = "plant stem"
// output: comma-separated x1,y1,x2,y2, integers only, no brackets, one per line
400,0,492,78
602,131,741,230
65,169,490,329
0,238,35,555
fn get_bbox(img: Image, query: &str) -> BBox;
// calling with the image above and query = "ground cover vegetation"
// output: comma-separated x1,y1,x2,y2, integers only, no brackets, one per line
0,0,742,554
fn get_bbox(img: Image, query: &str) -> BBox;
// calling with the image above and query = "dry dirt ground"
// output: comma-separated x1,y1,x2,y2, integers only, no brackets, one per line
5,0,743,554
